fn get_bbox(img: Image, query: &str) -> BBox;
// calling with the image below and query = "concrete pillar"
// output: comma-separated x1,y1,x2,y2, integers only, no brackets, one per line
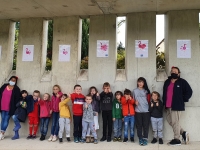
165,10,200,141
0,20,15,84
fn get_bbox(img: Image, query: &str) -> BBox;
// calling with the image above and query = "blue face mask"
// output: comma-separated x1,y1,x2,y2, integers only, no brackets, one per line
9,81,16,86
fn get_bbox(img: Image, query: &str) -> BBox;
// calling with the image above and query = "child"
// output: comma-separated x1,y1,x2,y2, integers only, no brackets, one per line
149,91,163,144
121,89,135,142
38,93,51,141
133,77,151,146
26,90,40,139
58,94,71,143
48,85,63,142
12,90,28,140
81,94,98,144
86,86,100,143
112,91,123,142
100,82,113,142
70,84,85,143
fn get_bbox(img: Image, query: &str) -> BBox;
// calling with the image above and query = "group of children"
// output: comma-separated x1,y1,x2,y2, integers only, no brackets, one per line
10,77,164,146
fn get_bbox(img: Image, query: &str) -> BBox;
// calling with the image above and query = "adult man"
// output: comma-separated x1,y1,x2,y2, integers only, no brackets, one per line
163,67,192,146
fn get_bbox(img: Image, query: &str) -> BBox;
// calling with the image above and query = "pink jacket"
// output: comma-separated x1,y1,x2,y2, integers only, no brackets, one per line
51,92,63,112
38,100,51,118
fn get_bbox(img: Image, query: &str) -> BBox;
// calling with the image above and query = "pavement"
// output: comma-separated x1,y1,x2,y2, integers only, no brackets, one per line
0,136,200,150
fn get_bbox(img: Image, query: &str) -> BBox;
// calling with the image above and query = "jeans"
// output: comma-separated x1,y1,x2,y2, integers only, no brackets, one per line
12,115,20,124
124,116,135,138
40,117,50,136
51,112,59,136
1,111,10,132
73,115,82,137
113,118,122,138
102,110,112,137
82,120,97,139
151,117,163,138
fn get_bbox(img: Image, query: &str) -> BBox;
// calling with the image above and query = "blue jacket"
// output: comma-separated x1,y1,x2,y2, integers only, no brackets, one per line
163,77,193,111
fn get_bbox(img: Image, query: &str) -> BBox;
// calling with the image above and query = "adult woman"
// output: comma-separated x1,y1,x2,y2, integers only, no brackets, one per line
0,76,20,140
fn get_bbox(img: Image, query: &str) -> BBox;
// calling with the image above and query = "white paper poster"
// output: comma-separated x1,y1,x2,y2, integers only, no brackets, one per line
97,40,109,57
22,45,34,61
59,45,70,62
0,45,2,59
177,40,191,58
135,40,148,58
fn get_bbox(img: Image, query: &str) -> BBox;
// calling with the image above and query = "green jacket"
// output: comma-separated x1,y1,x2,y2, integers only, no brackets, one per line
112,99,123,119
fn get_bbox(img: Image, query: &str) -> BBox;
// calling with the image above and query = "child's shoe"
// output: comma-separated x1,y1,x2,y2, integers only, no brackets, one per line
27,135,32,140
11,131,19,140
139,138,143,146
100,136,106,142
86,136,91,143
123,138,128,142
151,138,157,144
32,134,36,139
81,138,86,143
130,137,134,142
48,135,53,141
74,137,79,143
67,137,71,142
94,139,98,144
113,137,118,142
90,137,94,143
78,136,82,142
107,136,111,142
59,138,63,143
118,137,122,142
40,135,45,141
52,135,57,142
159,138,163,144
143,138,148,146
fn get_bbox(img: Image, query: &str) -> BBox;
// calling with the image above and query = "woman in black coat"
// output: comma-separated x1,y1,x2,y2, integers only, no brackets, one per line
0,76,20,140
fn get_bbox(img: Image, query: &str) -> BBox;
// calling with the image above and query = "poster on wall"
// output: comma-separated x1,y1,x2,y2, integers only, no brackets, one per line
58,45,71,62
97,40,109,57
135,40,148,58
22,45,34,61
0,45,1,59
177,40,191,58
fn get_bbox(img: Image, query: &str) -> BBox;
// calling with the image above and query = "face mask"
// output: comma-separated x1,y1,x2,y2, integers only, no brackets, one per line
9,81,16,86
171,73,179,79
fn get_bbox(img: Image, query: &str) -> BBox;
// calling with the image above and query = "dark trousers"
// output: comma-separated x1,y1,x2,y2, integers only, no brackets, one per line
73,115,82,137
102,110,112,137
135,112,150,139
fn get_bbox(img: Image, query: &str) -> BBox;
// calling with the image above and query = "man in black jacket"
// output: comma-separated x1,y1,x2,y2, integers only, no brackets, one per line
163,67,192,146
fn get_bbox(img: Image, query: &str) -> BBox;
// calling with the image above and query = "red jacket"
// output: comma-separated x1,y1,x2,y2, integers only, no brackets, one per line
39,100,51,118
28,101,39,118
51,92,63,112
121,96,135,116
71,93,85,116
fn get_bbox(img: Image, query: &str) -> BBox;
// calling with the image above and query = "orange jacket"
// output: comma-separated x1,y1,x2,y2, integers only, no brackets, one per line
121,96,135,116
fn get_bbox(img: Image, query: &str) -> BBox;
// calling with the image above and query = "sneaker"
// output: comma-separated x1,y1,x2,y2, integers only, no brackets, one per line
168,139,181,146
130,137,134,142
0,133,5,140
107,136,111,142
118,137,122,142
100,136,106,142
94,139,98,144
151,138,157,144
143,139,148,146
81,138,86,143
48,135,53,141
67,137,71,142
59,138,63,143
90,137,94,143
78,137,82,142
113,137,118,142
74,137,79,143
159,138,163,144
123,138,128,142
27,135,32,140
86,136,91,143
182,131,189,145
52,135,57,142
32,135,36,139
40,135,45,141
139,138,143,146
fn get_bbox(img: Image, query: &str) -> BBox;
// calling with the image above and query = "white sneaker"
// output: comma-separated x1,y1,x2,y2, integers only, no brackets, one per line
48,135,53,142
52,135,57,142
0,133,5,140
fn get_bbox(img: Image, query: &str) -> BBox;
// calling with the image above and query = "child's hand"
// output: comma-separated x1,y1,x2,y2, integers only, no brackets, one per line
113,118,115,121
135,100,139,105
56,93,60,98
68,93,71,98
156,102,159,106
96,93,99,96
108,88,111,93
50,110,52,114
38,97,41,101
151,102,153,107
96,112,98,116
85,104,88,109
20,101,22,105
70,118,72,123
122,118,124,122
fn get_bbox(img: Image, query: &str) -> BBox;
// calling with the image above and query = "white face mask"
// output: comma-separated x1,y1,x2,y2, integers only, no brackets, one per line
9,81,15,86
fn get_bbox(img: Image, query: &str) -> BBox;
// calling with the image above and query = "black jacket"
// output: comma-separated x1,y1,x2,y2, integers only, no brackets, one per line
0,84,20,116
91,94,100,113
100,92,113,111
163,77,193,111
26,95,39,115
149,100,163,118
14,98,27,122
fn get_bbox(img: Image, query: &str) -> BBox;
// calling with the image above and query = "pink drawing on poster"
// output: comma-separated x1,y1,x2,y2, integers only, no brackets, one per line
26,48,31,54
100,43,108,51
138,41,146,49
180,44,187,51
63,49,68,55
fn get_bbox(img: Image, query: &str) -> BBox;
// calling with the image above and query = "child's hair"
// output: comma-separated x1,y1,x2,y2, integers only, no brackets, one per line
115,91,123,97
21,90,28,95
88,86,98,94
171,66,181,73
137,77,150,94
44,93,50,100
53,85,61,92
85,94,92,99
62,94,68,98
74,84,82,89
151,91,160,100
124,89,132,96
103,82,110,88
33,90,40,95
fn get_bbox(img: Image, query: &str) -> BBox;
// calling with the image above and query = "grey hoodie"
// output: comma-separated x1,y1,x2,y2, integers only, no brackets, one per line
82,102,96,122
